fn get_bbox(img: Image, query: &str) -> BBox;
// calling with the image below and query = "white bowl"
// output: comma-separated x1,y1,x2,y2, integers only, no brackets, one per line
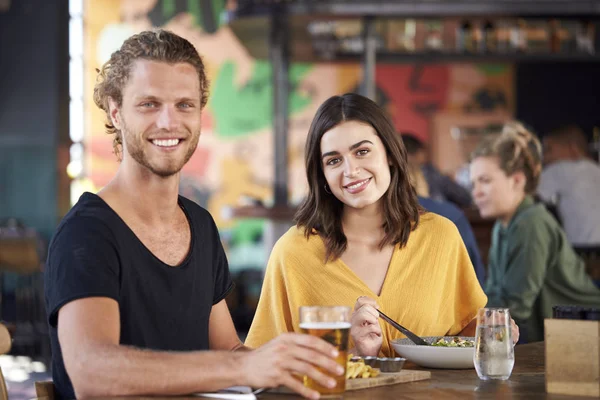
391,336,475,369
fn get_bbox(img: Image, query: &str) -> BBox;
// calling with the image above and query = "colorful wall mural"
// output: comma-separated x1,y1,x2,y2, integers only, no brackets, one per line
81,0,514,271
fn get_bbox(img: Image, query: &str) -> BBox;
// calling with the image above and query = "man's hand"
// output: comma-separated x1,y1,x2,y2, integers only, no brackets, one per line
239,333,343,400
350,296,382,357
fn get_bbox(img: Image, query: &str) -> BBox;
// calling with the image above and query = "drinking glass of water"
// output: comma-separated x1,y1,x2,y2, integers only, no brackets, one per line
474,308,515,380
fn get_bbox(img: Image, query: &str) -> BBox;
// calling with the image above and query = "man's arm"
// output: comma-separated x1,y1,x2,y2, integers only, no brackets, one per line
208,299,248,352
59,297,243,398
59,297,342,399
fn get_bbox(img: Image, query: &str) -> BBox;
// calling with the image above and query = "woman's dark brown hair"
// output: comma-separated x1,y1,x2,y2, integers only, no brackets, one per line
471,121,543,194
295,93,421,261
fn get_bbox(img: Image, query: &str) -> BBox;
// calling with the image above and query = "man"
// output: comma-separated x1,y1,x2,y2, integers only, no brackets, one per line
402,133,473,208
418,196,486,285
44,30,341,400
538,125,600,246
401,137,485,284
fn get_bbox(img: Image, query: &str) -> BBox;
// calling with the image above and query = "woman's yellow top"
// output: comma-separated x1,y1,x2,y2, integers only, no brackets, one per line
245,212,487,356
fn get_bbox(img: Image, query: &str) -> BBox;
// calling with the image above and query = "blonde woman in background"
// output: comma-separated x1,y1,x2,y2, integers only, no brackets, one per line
470,122,600,343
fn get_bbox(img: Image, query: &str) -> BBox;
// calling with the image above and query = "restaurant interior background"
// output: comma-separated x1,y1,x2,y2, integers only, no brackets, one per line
1,0,600,398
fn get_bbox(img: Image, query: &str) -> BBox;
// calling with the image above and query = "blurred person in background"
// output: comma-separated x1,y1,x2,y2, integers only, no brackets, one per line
403,142,485,284
402,133,473,208
538,125,600,246
417,196,486,285
470,122,600,343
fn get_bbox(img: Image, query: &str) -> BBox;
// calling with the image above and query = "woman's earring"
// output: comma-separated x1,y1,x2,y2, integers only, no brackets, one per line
324,183,332,194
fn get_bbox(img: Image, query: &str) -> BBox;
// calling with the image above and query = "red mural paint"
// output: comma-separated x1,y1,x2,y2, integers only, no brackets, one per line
375,65,450,143
182,146,211,177
201,111,213,132
90,136,118,161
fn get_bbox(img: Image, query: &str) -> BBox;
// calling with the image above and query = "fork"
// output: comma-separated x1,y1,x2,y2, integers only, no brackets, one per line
378,310,430,346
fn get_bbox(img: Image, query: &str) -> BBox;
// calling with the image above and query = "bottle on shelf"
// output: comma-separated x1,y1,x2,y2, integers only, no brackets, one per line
425,20,444,52
514,19,528,52
456,20,475,53
481,20,496,53
576,20,595,55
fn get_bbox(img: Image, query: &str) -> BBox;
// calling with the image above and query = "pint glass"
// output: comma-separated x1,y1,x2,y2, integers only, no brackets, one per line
299,306,351,396
474,308,515,380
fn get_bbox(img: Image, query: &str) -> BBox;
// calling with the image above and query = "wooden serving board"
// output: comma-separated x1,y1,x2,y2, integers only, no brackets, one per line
272,370,431,394
346,370,431,390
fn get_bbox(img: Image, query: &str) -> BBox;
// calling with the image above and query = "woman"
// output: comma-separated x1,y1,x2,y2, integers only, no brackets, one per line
470,122,600,343
245,93,508,357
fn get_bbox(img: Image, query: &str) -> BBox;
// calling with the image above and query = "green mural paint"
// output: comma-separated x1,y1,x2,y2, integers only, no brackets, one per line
213,0,224,28
162,0,176,19
211,61,313,138
476,64,509,76
230,219,266,245
187,0,225,31
155,0,225,32
187,0,201,28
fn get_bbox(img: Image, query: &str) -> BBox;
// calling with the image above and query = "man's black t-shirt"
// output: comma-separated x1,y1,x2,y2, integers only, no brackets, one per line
44,193,234,399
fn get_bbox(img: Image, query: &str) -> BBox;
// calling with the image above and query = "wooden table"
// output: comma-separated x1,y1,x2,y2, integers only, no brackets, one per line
260,342,587,399
87,342,596,400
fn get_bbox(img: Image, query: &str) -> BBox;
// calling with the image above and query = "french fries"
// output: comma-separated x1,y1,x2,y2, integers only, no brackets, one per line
346,354,380,379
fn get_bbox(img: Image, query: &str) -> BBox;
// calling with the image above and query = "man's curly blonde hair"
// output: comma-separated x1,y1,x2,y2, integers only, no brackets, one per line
93,29,209,159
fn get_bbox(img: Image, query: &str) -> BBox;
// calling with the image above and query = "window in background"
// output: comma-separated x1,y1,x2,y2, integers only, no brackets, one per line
68,0,89,205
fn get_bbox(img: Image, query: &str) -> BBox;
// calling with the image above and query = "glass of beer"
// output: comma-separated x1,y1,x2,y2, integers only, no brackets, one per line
299,306,351,397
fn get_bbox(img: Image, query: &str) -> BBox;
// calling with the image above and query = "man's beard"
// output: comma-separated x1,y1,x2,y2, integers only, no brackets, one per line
121,118,200,178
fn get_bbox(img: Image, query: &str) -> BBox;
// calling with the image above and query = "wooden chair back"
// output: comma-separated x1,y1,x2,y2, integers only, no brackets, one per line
35,380,56,400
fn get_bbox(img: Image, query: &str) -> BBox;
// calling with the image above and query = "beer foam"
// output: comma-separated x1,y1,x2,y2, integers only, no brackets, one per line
299,322,352,330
